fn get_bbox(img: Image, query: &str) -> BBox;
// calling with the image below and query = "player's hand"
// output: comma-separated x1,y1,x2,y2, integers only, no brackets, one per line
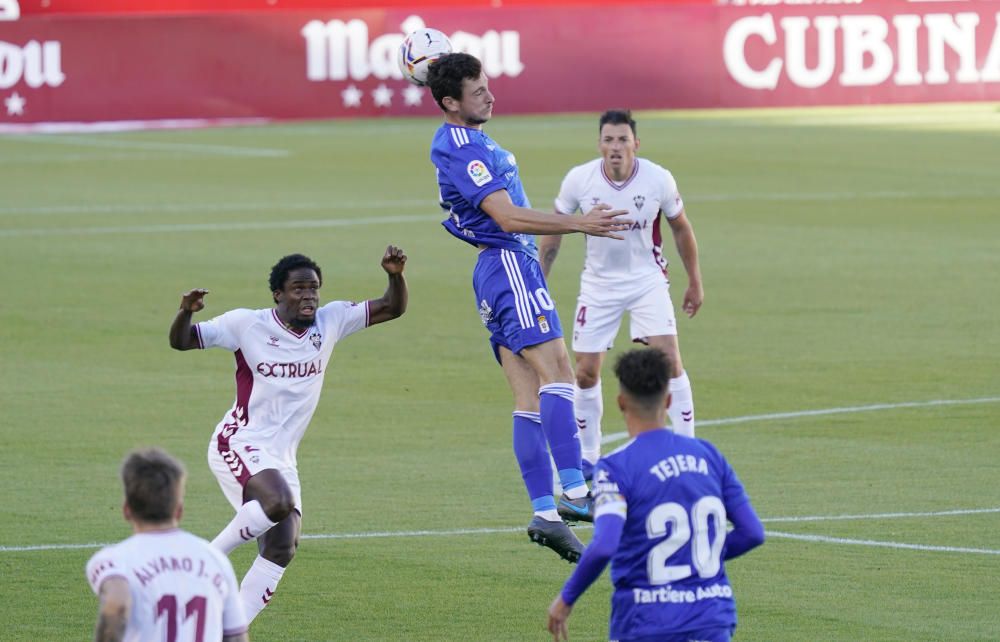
547,595,572,641
381,245,407,275
581,203,632,240
179,288,209,313
683,282,704,318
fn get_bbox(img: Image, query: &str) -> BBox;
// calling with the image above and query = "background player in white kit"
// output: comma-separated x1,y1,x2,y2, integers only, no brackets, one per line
539,110,703,474
86,448,249,642
168,246,407,624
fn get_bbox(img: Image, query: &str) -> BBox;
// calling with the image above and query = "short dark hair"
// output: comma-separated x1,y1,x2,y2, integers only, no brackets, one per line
427,53,483,111
269,253,322,297
613,348,672,409
121,448,186,524
599,109,637,137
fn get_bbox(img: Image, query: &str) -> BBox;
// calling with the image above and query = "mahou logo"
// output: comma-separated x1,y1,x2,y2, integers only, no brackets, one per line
302,14,525,82
724,11,1000,89
0,40,66,89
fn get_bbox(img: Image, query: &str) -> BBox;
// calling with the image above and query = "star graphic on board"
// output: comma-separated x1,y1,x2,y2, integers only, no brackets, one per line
371,83,393,108
402,84,424,107
5,91,25,116
341,85,363,108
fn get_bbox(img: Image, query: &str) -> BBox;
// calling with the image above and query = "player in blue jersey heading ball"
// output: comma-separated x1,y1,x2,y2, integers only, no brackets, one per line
426,53,632,562
547,348,765,641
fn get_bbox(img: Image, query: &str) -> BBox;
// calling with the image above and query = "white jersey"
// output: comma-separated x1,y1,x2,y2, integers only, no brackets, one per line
554,158,684,286
85,529,248,641
195,301,370,465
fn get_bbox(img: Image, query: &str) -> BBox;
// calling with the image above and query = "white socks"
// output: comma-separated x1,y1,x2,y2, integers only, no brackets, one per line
574,381,604,464
239,555,286,624
210,500,277,554
668,370,695,437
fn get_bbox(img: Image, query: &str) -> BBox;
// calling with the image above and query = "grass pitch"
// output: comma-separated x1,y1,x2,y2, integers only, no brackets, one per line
1,103,998,641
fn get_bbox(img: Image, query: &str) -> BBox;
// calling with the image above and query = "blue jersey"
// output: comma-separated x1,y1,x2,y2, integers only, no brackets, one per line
592,430,751,640
430,123,537,259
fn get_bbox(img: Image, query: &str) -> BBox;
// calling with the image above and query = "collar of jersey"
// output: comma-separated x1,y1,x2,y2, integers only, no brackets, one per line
601,158,640,191
271,308,310,338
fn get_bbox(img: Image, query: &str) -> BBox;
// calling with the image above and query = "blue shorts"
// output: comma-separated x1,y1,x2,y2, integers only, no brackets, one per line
617,626,734,642
472,247,563,362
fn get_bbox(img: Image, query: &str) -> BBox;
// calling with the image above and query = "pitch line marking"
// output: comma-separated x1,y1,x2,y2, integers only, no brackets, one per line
3,507,998,554
766,531,1000,556
0,214,442,238
602,396,1000,446
0,200,433,216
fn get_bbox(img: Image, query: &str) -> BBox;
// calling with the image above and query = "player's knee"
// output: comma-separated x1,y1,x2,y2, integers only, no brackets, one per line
259,494,296,522
274,495,297,521
575,367,600,389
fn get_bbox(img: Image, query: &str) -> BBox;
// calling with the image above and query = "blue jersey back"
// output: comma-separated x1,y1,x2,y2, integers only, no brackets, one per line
593,430,751,639
430,123,537,259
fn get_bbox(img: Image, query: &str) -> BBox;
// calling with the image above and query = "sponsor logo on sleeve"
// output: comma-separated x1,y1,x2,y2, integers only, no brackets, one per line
467,160,493,187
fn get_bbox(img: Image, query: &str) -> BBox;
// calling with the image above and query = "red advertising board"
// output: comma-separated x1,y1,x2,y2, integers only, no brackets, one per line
1,1,998,126
11,0,701,17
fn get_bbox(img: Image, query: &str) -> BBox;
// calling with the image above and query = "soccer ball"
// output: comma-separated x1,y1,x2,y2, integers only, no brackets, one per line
398,27,453,87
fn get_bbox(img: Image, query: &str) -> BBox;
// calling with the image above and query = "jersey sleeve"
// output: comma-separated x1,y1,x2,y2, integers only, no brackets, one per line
321,300,370,341
660,169,685,220
553,166,583,215
439,141,506,208
591,460,628,521
85,547,127,595
194,309,255,351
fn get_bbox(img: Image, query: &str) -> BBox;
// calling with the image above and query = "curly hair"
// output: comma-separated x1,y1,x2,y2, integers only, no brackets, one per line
269,254,322,298
426,53,483,111
613,348,673,408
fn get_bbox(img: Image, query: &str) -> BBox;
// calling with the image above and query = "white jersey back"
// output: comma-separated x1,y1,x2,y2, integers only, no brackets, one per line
554,158,684,286
195,301,369,464
85,529,247,642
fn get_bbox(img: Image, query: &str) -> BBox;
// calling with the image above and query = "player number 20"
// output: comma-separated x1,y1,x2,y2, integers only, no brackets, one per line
645,496,726,584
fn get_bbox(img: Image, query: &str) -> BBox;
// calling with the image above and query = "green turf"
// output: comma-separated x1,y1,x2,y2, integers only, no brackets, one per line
1,103,998,640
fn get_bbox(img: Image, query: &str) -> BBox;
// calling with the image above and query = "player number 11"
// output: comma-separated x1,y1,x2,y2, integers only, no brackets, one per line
156,594,207,642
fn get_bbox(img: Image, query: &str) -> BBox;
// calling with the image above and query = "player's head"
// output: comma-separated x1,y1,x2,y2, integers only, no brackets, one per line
427,53,493,126
270,253,323,329
614,348,672,420
598,110,639,174
121,448,186,526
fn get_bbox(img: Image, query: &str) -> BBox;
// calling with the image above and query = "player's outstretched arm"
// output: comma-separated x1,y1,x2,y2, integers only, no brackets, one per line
169,288,209,351
666,210,704,317
548,513,624,641
367,245,408,326
481,190,632,239
93,577,130,642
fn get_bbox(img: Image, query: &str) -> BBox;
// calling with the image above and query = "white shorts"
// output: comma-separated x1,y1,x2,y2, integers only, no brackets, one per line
207,431,303,513
571,276,676,353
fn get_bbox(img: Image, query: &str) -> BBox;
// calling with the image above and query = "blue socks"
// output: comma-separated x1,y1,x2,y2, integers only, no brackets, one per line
539,383,586,492
512,384,587,512
512,411,555,511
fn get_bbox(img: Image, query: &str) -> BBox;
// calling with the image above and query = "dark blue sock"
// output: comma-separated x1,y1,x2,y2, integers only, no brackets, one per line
512,412,555,510
539,384,585,492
